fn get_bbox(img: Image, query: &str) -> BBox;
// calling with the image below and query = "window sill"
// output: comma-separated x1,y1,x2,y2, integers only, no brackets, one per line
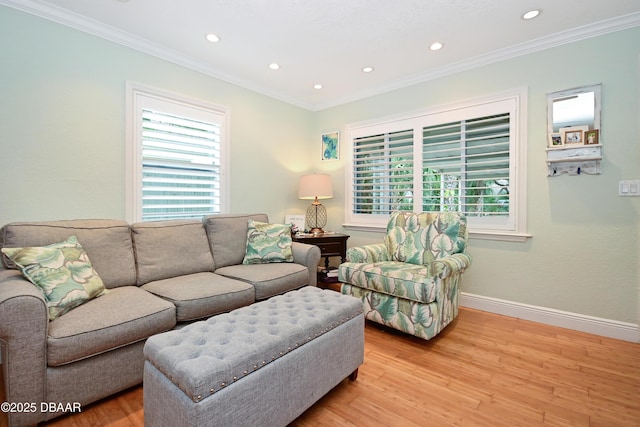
469,231,532,243
343,223,386,233
343,223,532,243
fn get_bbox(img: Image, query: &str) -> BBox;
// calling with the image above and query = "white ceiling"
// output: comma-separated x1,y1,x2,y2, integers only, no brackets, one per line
4,0,640,110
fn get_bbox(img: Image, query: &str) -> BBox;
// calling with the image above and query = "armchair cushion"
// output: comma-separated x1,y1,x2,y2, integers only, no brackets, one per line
338,261,437,304
384,211,467,265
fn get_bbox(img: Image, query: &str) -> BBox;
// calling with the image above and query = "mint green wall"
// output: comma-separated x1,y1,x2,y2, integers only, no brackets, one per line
0,6,313,225
1,5,638,325
312,28,640,324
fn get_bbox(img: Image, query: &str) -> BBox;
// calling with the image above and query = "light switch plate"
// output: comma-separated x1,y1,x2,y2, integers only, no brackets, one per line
619,180,640,196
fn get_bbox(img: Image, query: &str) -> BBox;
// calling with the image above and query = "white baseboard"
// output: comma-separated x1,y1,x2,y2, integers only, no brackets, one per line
460,292,640,343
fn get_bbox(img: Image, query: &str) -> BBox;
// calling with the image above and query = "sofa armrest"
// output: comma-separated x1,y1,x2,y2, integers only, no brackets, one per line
432,253,472,279
346,244,390,263
0,270,49,426
291,242,321,287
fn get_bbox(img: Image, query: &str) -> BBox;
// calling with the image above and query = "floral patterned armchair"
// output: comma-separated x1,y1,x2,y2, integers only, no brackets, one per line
338,211,472,340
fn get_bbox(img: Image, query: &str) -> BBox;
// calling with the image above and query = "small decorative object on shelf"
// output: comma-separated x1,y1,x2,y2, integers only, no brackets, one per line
549,133,563,147
585,129,599,145
546,83,602,177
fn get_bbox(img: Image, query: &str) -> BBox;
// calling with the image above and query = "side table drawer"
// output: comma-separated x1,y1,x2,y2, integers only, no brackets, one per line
317,242,342,255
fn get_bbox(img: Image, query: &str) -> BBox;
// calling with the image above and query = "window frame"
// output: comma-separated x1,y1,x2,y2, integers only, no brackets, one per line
125,82,230,223
344,88,530,242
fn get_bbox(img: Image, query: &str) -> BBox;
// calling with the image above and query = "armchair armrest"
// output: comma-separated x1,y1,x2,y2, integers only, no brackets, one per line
432,253,472,279
346,243,390,263
291,242,321,287
0,270,49,426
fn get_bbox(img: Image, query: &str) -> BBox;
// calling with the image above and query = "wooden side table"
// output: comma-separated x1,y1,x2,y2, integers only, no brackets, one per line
292,233,349,289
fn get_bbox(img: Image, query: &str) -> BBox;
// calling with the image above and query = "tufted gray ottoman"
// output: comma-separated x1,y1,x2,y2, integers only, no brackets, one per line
143,286,364,426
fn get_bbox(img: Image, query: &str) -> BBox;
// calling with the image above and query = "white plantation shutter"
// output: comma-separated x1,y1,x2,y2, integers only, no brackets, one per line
345,90,525,238
141,109,222,220
422,113,511,218
127,84,229,222
352,129,414,215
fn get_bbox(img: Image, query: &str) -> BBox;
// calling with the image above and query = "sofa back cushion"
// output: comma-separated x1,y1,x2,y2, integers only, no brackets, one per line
384,211,467,265
0,219,136,288
203,213,268,269
131,220,214,286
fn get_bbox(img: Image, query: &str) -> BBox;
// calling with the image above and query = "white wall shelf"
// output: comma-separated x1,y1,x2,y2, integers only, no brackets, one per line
546,144,602,176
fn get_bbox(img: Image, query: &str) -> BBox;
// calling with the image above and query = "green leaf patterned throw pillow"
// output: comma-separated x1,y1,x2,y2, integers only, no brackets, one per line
1,235,108,320
242,220,293,264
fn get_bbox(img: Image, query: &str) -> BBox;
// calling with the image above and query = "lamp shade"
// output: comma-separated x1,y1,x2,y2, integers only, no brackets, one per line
298,174,333,200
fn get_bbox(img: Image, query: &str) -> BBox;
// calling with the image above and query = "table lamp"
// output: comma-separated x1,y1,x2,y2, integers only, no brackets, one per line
298,174,333,234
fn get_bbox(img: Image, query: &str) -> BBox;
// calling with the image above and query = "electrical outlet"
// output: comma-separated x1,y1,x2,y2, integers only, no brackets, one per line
619,180,640,196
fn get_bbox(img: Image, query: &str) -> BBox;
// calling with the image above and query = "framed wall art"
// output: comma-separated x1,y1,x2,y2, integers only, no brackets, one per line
321,131,339,161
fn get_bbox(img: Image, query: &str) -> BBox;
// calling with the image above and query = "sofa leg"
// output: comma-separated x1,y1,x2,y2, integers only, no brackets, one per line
348,368,358,381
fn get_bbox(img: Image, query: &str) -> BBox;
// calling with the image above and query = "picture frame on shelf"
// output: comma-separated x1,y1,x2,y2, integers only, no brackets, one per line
561,125,588,145
321,131,339,161
284,214,305,235
584,129,599,145
548,133,563,148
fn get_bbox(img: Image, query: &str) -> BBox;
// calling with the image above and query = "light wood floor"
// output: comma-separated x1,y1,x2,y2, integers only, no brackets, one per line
38,307,640,426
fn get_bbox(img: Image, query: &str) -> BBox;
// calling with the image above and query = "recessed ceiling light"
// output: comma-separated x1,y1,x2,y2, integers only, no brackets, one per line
205,33,220,43
362,66,374,73
313,84,323,90
522,9,541,20
269,63,280,70
429,42,444,51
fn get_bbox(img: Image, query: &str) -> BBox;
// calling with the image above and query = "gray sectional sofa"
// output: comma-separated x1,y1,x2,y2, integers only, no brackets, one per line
0,213,321,427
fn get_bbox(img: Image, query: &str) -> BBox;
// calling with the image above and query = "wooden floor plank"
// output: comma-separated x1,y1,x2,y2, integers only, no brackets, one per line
35,307,640,427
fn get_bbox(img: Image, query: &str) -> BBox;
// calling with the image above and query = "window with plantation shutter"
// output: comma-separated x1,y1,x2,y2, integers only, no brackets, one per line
345,89,528,241
422,113,511,219
126,83,229,222
352,128,414,215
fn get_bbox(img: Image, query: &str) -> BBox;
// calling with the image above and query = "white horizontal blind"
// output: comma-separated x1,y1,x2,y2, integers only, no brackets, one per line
352,129,414,215
141,107,222,221
422,113,511,218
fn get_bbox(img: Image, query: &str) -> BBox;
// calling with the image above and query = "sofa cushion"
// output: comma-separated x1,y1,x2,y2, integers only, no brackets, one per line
47,286,176,367
131,220,214,286
141,272,255,322
203,213,269,269
0,219,136,288
1,236,108,320
338,261,437,304
215,263,309,300
242,220,293,264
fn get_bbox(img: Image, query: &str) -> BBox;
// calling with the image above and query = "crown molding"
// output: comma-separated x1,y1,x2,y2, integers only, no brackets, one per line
3,0,640,112
0,0,315,110
314,11,640,111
